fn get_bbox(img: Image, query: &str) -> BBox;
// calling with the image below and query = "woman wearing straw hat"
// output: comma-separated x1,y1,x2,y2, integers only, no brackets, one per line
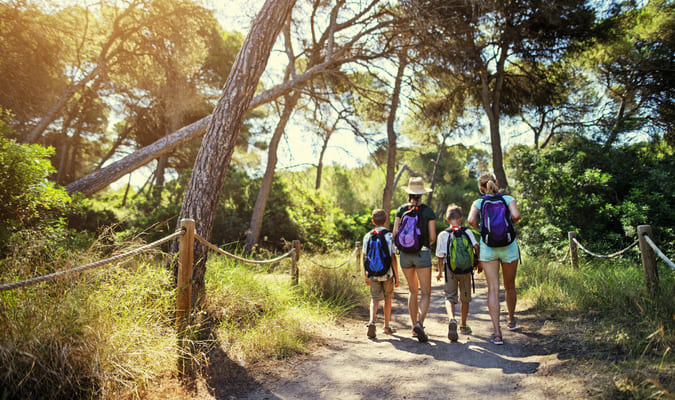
393,177,437,342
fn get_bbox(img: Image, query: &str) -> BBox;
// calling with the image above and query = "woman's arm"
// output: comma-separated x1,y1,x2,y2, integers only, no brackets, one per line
393,216,401,236
509,199,521,223
428,219,436,246
467,205,480,230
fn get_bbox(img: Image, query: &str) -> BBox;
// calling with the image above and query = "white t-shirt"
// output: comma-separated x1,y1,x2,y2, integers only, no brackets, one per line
436,227,478,258
362,227,396,281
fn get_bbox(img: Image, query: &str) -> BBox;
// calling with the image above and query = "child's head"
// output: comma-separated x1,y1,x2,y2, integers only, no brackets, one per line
371,208,387,226
445,204,463,224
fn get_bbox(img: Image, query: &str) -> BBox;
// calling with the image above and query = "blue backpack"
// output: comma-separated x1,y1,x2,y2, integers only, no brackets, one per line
394,205,425,253
364,229,391,277
479,194,516,247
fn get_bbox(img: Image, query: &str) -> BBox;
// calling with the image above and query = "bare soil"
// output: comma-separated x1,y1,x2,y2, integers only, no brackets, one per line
176,276,602,400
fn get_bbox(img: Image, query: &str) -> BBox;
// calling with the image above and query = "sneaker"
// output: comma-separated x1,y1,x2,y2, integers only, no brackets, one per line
384,326,397,334
459,325,472,335
413,322,428,343
367,323,376,338
448,320,458,342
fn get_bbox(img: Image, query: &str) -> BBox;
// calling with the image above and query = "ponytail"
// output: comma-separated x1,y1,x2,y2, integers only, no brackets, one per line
478,173,499,195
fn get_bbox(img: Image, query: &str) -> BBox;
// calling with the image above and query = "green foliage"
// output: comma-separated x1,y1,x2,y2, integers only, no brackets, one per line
0,122,71,250
509,137,675,256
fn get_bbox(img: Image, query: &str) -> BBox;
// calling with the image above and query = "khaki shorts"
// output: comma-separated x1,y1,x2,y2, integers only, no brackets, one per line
369,276,395,301
443,270,472,304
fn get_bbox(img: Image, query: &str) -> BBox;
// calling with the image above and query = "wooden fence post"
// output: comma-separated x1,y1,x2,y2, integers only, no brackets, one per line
291,240,300,286
638,225,659,298
568,231,579,269
176,218,195,333
355,241,362,275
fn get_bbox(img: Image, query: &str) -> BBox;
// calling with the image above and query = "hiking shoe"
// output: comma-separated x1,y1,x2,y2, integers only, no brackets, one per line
413,322,428,343
460,325,472,335
384,326,397,335
367,323,376,338
448,320,458,342
490,333,504,345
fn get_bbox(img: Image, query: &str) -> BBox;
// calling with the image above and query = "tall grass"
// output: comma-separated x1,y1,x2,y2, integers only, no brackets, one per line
518,254,675,398
0,234,178,399
204,250,367,365
0,231,370,399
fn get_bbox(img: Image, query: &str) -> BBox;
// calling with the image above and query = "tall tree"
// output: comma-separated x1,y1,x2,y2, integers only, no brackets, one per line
175,0,296,305
582,0,675,147
404,0,595,190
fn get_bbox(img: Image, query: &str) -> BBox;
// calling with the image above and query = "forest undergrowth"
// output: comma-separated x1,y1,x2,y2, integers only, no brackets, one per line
0,232,673,399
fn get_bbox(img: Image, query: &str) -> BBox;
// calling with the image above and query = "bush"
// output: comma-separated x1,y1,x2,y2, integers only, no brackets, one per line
508,137,675,257
0,124,71,252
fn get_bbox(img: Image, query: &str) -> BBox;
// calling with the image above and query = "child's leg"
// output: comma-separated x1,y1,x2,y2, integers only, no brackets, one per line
369,298,380,324
460,302,469,326
445,299,457,321
384,297,392,327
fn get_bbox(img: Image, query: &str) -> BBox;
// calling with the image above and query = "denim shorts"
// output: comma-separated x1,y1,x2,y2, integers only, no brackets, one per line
399,248,432,269
479,239,520,263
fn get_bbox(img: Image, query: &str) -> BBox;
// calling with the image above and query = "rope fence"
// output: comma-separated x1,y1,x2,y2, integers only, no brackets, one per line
566,225,673,298
195,234,296,264
571,238,639,259
0,230,185,293
306,246,359,270
643,235,675,271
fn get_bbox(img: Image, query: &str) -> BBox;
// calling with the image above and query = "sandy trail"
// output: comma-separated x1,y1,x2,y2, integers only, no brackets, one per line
228,275,588,400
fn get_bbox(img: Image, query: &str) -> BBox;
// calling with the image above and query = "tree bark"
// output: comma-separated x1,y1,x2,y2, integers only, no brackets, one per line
174,0,296,306
382,50,407,218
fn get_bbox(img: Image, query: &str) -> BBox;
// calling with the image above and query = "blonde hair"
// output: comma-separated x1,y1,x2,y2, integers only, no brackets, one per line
445,204,463,221
478,173,499,195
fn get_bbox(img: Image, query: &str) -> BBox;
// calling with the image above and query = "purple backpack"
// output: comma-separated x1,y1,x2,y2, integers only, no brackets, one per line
479,194,516,247
395,205,425,253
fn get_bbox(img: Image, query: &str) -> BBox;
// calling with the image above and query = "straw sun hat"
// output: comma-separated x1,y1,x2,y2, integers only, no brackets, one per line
402,177,433,194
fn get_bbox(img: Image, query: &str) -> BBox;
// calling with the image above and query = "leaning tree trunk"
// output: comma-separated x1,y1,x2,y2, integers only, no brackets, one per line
65,62,334,198
382,50,406,218
174,0,296,306
244,90,302,252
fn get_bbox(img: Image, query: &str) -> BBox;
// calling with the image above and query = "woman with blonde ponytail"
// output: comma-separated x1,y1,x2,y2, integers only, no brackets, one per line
467,173,521,345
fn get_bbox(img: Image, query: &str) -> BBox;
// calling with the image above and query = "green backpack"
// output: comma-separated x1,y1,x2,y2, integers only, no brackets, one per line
444,227,475,275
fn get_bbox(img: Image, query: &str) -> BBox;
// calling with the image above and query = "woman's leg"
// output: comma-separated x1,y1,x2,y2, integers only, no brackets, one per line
416,267,432,326
401,267,419,327
501,259,519,324
482,260,502,335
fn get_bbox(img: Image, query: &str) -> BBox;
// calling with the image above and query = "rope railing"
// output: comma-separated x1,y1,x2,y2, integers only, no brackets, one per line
0,230,185,292
642,234,675,271
194,233,296,264
571,237,639,259
567,225,673,298
306,246,359,269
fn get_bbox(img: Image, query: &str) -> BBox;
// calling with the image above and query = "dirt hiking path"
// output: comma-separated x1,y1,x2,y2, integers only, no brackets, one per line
214,275,591,400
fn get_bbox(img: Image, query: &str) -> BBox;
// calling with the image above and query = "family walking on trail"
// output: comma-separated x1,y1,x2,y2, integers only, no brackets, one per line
362,174,521,346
